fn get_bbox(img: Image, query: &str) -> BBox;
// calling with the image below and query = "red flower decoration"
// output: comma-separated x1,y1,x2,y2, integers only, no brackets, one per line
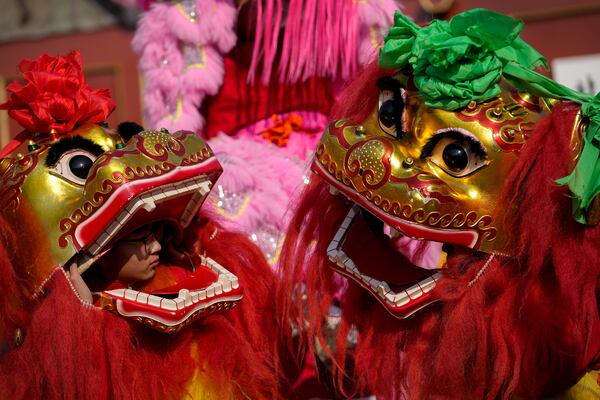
0,51,116,135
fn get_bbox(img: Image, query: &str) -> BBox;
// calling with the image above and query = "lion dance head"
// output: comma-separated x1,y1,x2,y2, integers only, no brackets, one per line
278,9,600,399
0,52,284,399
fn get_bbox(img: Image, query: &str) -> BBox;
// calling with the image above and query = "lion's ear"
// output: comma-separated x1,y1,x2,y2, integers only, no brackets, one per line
117,121,144,143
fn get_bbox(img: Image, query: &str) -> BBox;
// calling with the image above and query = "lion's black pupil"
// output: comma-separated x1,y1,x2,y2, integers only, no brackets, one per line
442,143,468,172
69,155,93,179
379,99,396,128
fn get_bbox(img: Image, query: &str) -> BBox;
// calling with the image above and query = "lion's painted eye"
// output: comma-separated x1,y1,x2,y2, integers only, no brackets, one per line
422,129,488,178
442,143,469,172
378,88,405,138
50,149,97,185
379,91,396,128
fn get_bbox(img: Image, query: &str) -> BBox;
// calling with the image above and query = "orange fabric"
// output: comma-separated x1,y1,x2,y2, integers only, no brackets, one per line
260,114,303,147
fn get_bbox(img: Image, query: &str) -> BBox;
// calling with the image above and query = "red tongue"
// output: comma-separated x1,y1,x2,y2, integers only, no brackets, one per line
342,213,434,287
137,263,218,295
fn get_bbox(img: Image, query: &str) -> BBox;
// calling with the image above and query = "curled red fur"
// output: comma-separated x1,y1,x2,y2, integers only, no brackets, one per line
277,85,600,398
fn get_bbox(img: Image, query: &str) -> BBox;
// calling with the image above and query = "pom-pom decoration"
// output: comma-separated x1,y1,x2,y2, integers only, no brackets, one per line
0,51,115,136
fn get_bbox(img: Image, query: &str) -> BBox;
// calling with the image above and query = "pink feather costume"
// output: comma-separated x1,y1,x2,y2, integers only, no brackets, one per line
131,0,399,267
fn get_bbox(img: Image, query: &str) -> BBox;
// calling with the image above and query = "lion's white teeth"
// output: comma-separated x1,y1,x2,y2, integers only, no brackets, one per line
148,295,161,307
406,284,423,299
179,289,192,306
105,288,126,297
102,257,241,313
230,275,239,289
124,289,137,301
377,282,391,297
392,292,410,307
419,276,437,293
160,299,177,311
137,292,149,304
87,177,212,257
206,286,215,298
214,282,224,295
174,297,185,310
221,279,232,292
326,206,441,316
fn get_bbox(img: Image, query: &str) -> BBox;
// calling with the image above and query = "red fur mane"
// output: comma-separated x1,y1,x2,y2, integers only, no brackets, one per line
0,216,285,399
277,75,600,398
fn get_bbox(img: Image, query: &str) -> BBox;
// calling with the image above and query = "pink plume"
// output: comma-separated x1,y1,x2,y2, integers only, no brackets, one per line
180,47,226,99
197,0,238,53
202,134,307,266
154,100,204,132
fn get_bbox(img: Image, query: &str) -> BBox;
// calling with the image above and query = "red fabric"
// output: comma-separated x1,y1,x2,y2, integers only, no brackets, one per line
0,216,287,399
202,56,335,138
277,72,600,398
0,51,115,135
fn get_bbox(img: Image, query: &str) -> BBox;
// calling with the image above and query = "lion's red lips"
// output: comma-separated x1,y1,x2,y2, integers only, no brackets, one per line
97,256,242,333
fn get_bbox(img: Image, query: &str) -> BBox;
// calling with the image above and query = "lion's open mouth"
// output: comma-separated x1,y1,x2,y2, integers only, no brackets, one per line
64,139,242,333
76,171,242,332
97,256,242,333
327,203,442,319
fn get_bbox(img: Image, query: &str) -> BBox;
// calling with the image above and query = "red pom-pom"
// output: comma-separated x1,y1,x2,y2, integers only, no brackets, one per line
0,51,116,135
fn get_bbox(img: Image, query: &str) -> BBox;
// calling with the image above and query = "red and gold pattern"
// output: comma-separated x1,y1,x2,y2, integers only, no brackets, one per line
456,91,542,153
312,75,574,255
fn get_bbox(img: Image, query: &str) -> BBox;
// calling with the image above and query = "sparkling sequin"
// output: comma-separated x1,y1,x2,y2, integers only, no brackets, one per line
249,225,284,264
178,0,197,22
208,184,285,263
210,184,251,219
183,44,206,69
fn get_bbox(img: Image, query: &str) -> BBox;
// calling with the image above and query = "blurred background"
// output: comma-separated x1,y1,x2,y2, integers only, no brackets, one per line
1,0,599,146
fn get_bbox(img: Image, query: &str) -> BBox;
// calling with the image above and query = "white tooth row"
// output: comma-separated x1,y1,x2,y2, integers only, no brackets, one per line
104,257,239,311
326,205,358,258
180,182,211,227
202,256,240,290
88,177,212,256
327,206,441,308
383,273,441,307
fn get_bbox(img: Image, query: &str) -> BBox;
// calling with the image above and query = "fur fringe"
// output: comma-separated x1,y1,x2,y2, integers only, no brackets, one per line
202,134,308,266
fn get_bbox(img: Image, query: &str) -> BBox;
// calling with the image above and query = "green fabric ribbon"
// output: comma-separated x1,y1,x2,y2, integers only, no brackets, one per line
501,63,600,223
379,9,547,109
379,8,600,224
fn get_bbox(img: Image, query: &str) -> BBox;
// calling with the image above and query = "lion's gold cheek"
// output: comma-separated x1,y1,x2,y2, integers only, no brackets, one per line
346,139,389,188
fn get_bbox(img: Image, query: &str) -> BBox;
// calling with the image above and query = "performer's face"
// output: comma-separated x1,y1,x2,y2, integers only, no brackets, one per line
99,224,163,284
